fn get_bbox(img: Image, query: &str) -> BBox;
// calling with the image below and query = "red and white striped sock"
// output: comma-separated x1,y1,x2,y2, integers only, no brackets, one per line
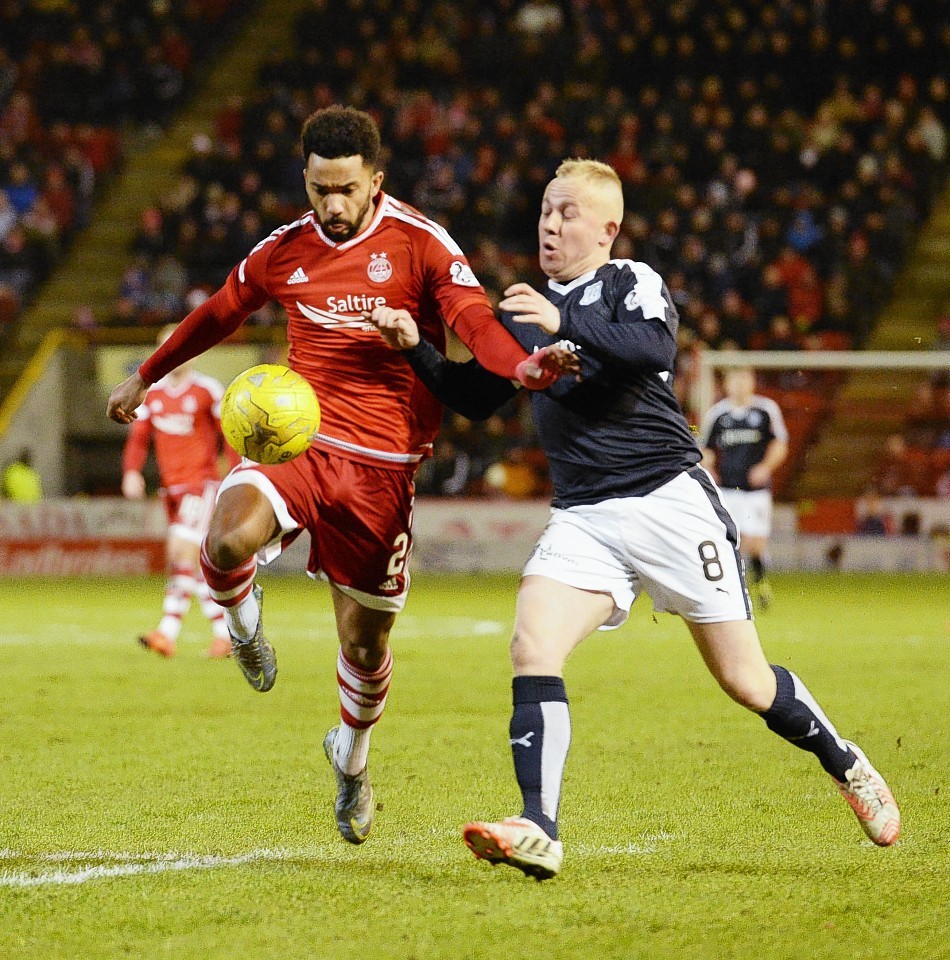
157,563,194,642
193,572,230,642
334,649,394,776
199,541,258,641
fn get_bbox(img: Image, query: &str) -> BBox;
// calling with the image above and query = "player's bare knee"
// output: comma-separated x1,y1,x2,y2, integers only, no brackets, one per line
341,638,390,673
718,670,775,712
510,630,561,675
204,510,264,567
336,597,395,672
204,486,276,568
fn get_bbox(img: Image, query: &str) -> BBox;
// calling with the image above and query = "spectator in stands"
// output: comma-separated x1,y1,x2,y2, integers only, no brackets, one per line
905,382,945,448
767,316,803,354
0,0,252,337
718,288,755,348
841,231,887,345
855,487,893,537
415,439,472,498
773,244,824,335
4,161,38,216
0,190,16,242
38,164,76,235
875,434,920,497
8,0,941,498
0,224,48,301
786,209,823,254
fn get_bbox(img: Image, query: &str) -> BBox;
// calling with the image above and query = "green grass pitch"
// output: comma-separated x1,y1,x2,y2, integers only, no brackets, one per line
1,572,947,960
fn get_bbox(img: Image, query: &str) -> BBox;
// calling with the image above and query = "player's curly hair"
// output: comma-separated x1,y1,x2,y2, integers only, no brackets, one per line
300,106,381,167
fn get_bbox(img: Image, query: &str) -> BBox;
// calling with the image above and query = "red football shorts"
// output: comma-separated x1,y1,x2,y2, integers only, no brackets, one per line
163,481,219,545
218,446,414,612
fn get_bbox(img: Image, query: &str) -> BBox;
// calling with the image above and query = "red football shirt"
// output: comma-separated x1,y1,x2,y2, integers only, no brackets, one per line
123,371,226,491
140,192,528,466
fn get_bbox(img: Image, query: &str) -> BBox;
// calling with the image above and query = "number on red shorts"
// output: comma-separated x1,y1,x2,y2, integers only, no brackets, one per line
386,532,410,576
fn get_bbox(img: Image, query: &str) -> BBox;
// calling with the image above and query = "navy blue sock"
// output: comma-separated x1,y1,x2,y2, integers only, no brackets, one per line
750,555,765,583
510,675,570,840
762,665,857,781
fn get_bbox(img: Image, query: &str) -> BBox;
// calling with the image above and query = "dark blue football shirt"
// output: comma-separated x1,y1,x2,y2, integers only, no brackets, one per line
405,259,702,508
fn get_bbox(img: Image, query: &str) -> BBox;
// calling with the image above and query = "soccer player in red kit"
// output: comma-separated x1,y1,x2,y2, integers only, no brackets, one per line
107,106,559,845
122,324,237,660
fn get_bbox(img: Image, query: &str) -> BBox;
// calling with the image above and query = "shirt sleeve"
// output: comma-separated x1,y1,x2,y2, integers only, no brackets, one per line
402,339,518,420
764,399,790,443
450,302,533,380
559,263,678,372
697,406,721,448
138,238,273,384
418,229,529,379
122,416,151,473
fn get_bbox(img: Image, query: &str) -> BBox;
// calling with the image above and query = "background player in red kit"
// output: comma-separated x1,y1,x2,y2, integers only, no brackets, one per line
122,324,237,659
107,106,558,845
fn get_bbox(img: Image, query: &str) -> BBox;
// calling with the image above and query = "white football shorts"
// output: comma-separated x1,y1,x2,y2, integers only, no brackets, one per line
521,467,751,628
718,487,773,539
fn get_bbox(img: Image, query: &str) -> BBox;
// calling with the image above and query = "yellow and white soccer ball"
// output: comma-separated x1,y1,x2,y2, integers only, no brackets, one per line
221,364,321,464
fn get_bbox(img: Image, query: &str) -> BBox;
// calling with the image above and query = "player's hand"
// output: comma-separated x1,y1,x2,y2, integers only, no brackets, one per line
516,342,583,389
107,373,148,423
544,341,583,380
366,306,420,350
500,283,562,334
748,463,771,488
515,342,579,390
121,470,146,499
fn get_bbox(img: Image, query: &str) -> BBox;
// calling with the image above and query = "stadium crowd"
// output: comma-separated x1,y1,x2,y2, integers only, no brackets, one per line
0,0,253,335
3,0,948,499
91,0,950,497
870,306,950,499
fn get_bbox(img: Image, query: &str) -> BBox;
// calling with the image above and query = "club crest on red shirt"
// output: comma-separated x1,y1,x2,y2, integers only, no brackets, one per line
368,252,393,283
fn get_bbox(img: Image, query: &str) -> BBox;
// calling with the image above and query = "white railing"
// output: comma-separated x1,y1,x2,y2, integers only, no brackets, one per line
692,350,950,420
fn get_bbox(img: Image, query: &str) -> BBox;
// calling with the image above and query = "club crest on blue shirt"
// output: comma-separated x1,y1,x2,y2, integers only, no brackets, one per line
579,281,603,306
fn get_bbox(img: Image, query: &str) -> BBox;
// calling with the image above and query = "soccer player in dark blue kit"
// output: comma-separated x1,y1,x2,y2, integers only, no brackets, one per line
700,367,789,609
371,159,900,879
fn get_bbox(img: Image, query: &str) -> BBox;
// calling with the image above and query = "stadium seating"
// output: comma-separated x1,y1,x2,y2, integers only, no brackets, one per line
4,1,948,500
0,0,255,350
81,2,945,494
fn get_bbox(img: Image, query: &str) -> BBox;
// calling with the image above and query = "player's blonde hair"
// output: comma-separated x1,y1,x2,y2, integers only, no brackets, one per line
554,159,623,221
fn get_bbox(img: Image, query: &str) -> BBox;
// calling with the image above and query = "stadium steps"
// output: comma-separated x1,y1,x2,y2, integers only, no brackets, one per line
0,0,312,406
794,370,923,498
793,177,950,499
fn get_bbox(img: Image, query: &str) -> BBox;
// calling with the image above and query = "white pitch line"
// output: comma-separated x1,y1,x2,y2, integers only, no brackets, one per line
0,849,180,862
0,848,303,888
0,834,674,888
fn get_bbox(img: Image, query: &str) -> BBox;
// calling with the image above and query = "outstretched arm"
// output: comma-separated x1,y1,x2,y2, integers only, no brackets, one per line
370,307,518,420
107,288,251,422
407,339,520,420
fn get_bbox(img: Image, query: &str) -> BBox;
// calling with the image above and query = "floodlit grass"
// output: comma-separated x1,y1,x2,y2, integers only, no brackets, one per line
0,572,946,960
